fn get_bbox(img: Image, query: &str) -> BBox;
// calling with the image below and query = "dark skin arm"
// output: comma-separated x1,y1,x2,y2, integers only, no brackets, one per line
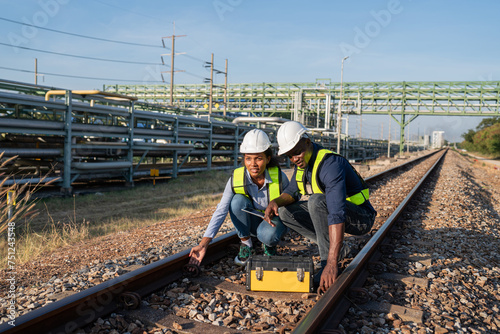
264,193,296,225
318,223,344,294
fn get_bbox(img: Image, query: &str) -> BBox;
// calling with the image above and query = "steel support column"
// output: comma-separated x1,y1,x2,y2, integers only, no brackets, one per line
61,90,72,194
233,125,239,168
127,101,135,186
207,122,213,170
173,117,179,178
325,94,332,129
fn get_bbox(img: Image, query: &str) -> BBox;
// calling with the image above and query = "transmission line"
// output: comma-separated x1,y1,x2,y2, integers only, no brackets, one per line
0,16,165,49
0,42,161,65
0,65,164,83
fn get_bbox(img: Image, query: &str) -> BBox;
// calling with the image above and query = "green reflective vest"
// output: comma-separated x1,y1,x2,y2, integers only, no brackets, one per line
295,149,369,205
232,166,282,202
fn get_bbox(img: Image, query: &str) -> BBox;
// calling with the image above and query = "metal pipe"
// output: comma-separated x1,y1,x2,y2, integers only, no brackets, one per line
132,143,194,150
231,117,289,124
2,177,60,186
0,149,62,157
72,124,128,134
45,90,138,101
72,161,132,170
0,118,64,130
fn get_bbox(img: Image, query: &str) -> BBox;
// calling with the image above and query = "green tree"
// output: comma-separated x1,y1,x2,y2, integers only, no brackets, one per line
472,123,500,156
462,129,476,143
476,117,500,131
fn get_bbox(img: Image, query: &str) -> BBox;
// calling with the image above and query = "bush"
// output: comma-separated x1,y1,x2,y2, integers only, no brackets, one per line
461,123,500,157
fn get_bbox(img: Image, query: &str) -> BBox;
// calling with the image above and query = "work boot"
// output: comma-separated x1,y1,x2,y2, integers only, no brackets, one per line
234,244,253,266
262,244,277,256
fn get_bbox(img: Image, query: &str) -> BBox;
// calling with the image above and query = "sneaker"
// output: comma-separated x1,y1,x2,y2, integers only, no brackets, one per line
234,244,253,266
262,244,277,256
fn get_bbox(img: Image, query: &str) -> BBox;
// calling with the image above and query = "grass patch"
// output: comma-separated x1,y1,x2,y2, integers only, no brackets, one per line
0,169,230,269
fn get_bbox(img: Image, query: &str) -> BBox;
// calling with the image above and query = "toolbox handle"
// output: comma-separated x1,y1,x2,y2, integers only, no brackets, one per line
256,267,263,281
297,268,305,282
273,267,288,272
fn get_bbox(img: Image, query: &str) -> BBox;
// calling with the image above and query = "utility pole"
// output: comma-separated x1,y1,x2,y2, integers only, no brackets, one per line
224,59,228,117
336,56,349,154
161,22,186,105
209,53,214,114
204,54,228,115
34,58,43,84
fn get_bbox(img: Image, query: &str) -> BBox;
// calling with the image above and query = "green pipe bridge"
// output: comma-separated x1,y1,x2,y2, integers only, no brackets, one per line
105,80,500,151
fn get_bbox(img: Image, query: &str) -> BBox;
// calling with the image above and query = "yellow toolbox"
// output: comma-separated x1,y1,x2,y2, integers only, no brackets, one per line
246,255,314,293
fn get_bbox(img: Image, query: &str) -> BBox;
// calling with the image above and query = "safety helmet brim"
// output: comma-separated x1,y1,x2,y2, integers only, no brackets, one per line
240,129,272,154
277,121,308,155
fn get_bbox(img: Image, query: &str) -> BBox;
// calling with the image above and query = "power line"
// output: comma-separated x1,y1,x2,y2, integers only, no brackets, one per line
0,16,166,49
0,42,162,65
0,16,211,78
0,65,164,83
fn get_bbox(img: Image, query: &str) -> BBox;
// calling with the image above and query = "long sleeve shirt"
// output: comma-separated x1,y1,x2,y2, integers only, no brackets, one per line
203,168,289,239
284,143,376,226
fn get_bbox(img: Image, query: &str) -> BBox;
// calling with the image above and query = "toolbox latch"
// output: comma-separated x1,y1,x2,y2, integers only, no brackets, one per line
255,267,263,281
297,268,305,282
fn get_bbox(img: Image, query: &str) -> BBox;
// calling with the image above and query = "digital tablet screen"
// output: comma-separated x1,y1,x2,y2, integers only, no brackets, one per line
241,208,266,219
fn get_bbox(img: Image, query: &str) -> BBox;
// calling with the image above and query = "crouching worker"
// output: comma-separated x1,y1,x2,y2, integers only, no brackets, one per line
264,121,377,293
189,129,288,267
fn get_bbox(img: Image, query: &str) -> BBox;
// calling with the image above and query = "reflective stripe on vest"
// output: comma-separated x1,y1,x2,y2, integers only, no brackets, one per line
231,166,282,202
295,149,369,205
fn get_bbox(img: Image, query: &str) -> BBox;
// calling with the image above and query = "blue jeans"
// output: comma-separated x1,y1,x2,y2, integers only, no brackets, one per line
229,194,287,247
279,194,375,266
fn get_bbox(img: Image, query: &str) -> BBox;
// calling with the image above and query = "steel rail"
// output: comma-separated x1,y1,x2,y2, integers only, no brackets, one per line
292,149,447,333
366,149,441,183
0,150,440,334
0,233,239,334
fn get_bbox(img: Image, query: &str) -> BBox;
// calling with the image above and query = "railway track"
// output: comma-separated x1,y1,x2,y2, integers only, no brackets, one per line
0,149,461,333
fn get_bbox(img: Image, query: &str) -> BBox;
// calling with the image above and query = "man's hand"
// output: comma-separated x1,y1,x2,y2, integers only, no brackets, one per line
317,223,345,294
264,200,279,226
318,262,339,294
264,194,296,226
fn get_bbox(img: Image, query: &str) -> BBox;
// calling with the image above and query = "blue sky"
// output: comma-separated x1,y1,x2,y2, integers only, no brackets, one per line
1,0,499,142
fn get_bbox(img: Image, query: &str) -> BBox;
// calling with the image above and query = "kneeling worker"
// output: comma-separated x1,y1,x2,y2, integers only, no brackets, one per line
189,129,289,267
264,121,377,292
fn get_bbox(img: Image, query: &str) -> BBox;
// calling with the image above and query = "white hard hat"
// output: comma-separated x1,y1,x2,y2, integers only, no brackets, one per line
277,121,308,155
240,129,272,153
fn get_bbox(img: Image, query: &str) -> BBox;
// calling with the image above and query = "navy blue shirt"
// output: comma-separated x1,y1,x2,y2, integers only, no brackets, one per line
284,143,376,226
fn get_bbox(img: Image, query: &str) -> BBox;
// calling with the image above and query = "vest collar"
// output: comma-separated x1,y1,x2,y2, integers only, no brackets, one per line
305,142,322,170
245,168,273,186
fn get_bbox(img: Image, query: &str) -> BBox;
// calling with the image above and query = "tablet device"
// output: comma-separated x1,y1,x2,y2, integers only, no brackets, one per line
241,207,266,219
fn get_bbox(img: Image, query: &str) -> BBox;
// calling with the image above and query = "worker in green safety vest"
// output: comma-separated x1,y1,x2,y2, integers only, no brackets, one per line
264,121,377,293
189,129,289,268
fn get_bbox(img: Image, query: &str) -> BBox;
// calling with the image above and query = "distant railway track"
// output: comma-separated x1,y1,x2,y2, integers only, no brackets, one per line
0,150,446,334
